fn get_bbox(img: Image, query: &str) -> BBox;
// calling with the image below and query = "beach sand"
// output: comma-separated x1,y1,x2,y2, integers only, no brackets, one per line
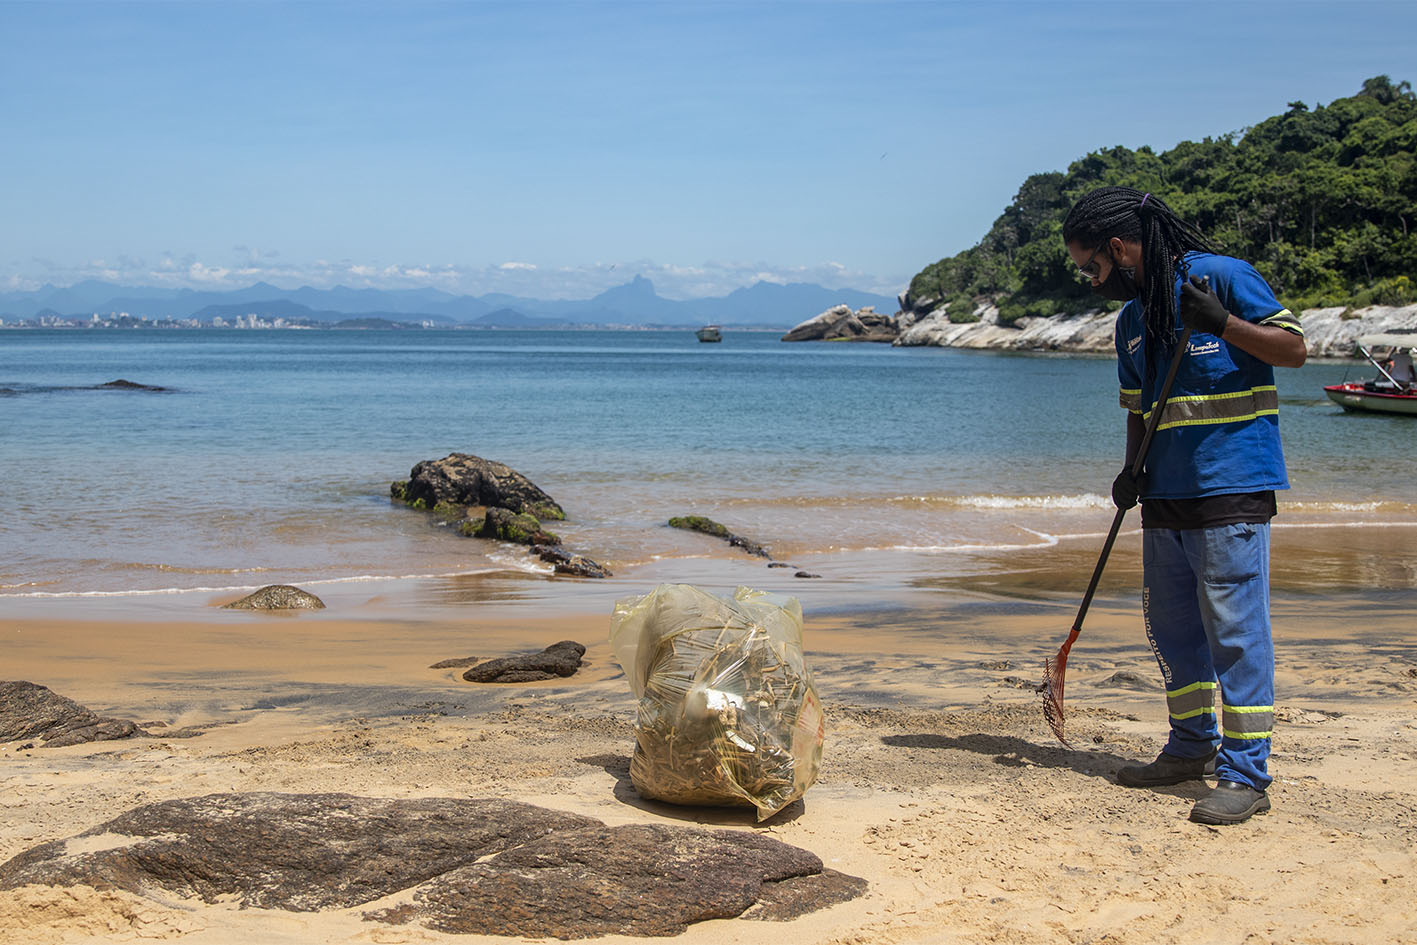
3,524,1416,944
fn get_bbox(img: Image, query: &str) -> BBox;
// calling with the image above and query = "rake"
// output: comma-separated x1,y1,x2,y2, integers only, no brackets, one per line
1042,324,1192,745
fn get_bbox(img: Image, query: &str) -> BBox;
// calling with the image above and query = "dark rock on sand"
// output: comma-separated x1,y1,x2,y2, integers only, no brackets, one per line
0,793,598,911
794,571,822,579
1095,670,1159,691
534,545,612,578
669,515,772,559
0,681,139,747
374,822,864,937
222,584,326,610
391,453,565,521
0,792,863,937
429,657,481,669
461,641,586,683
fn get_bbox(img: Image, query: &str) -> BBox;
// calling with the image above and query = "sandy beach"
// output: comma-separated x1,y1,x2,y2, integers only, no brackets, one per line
3,523,1417,945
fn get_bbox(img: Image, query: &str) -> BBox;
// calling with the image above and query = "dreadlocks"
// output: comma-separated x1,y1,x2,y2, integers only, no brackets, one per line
1062,187,1216,365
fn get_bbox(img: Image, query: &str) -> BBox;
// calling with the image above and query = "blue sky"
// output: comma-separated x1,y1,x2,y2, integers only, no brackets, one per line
3,0,1413,300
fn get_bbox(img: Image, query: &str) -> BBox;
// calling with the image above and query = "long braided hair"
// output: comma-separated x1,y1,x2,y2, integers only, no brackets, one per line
1062,187,1216,365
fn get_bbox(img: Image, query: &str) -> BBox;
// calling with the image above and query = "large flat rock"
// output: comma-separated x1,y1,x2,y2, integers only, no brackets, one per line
0,792,864,937
0,680,139,747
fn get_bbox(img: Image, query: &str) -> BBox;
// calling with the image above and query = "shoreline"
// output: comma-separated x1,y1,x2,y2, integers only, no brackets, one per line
3,523,1416,943
3,578,1416,943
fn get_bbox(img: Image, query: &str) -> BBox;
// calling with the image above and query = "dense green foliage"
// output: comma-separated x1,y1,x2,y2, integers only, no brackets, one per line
909,76,1417,324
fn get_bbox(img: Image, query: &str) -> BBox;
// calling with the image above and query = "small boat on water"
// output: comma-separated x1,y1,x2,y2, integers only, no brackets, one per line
1323,333,1417,416
695,325,722,343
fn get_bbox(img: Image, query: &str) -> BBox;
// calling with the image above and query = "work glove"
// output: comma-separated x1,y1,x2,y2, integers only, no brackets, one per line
1112,466,1144,511
1179,275,1230,337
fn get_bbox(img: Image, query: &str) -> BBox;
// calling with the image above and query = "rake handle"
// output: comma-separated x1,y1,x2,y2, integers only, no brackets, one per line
1070,326,1192,635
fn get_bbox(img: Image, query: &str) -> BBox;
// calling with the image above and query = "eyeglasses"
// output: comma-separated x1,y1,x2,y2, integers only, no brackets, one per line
1076,239,1113,282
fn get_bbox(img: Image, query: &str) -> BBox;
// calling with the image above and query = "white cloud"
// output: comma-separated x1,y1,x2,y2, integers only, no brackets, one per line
187,262,230,283
2,253,907,301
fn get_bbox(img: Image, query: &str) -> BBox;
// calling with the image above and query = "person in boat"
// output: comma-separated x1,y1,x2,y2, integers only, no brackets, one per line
1063,187,1307,825
1382,346,1416,387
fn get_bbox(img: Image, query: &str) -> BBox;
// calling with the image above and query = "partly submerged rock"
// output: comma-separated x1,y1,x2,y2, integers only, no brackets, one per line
98,378,169,391
534,545,612,578
222,584,326,610
0,792,865,937
668,516,772,559
461,641,586,683
0,681,140,748
468,506,560,546
391,453,565,521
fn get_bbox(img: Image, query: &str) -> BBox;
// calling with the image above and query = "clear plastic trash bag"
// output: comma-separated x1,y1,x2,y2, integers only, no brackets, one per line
609,584,825,820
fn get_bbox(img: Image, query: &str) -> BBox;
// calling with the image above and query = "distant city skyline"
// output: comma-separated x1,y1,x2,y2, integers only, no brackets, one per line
4,1,1413,299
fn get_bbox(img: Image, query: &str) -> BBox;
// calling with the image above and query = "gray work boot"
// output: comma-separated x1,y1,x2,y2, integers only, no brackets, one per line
1116,749,1218,787
1189,779,1271,825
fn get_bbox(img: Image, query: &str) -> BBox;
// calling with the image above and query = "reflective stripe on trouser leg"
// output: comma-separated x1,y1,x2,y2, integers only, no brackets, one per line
1142,529,1220,760
1147,522,1275,790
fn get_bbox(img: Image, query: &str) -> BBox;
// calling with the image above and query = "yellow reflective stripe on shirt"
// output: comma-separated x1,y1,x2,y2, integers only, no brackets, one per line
1143,386,1279,431
1259,308,1304,336
1167,681,1217,721
1120,387,1142,413
1222,704,1274,740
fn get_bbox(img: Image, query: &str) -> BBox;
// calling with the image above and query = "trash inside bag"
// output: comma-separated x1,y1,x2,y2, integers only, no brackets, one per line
609,583,825,821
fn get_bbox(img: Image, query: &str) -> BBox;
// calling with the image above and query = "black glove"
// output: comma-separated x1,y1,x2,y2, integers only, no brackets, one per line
1179,275,1230,337
1112,466,1144,511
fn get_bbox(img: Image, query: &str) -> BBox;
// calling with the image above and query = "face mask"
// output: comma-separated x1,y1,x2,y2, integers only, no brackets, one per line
1092,262,1139,302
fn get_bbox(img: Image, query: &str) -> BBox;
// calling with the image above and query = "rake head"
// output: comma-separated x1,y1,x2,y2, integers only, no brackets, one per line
1041,627,1079,746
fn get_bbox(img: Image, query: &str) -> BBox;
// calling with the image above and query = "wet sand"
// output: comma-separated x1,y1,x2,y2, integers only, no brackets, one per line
3,522,1416,944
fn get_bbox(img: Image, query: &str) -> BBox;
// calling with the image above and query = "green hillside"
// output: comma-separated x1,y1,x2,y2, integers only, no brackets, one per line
907,76,1416,324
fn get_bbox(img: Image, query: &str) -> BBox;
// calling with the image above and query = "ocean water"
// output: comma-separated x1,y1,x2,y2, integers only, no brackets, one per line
2,328,1413,603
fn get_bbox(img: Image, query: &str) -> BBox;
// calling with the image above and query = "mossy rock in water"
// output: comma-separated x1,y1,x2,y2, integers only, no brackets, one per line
477,507,560,546
431,501,467,523
393,453,566,521
668,516,730,538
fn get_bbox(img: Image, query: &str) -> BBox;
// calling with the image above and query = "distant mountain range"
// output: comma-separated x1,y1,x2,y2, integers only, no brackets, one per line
0,275,899,327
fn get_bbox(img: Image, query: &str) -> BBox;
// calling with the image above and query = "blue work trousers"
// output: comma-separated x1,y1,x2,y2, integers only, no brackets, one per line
1141,523,1275,791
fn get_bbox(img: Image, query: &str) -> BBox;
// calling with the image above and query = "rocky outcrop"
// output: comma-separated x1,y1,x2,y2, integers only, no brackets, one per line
1290,304,1417,357
460,641,587,683
391,453,565,521
669,516,772,559
392,453,610,575
781,305,898,343
892,301,1417,356
895,304,1117,351
0,792,865,937
0,681,140,747
222,584,326,610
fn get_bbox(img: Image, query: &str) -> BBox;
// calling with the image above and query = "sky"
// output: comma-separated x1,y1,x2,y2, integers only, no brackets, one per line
3,0,1414,301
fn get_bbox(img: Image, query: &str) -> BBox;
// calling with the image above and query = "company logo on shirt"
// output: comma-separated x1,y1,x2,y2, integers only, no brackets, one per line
1127,334,1142,354
1188,338,1221,357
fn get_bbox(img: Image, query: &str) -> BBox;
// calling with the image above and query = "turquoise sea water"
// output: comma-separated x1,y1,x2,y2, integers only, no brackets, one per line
2,328,1414,602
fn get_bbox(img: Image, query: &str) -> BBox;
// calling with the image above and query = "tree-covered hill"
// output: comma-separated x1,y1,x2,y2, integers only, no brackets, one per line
906,76,1416,324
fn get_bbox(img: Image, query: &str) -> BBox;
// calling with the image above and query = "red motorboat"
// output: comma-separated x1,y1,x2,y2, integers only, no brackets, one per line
1324,333,1417,416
